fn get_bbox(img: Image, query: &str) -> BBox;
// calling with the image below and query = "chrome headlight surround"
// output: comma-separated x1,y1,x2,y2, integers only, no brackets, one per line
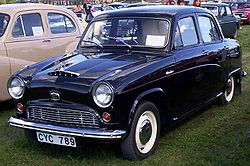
92,82,114,108
7,76,25,99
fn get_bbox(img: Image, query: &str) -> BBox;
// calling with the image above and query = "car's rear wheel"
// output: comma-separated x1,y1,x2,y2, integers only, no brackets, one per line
121,101,160,161
220,76,235,105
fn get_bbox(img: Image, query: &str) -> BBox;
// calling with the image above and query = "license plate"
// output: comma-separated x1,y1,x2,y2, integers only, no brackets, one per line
36,132,76,147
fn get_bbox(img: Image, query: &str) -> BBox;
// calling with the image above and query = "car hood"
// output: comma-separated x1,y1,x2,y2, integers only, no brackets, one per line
24,52,161,96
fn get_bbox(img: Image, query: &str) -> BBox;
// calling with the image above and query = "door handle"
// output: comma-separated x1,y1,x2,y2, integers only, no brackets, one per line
76,35,82,39
42,39,51,43
165,70,174,75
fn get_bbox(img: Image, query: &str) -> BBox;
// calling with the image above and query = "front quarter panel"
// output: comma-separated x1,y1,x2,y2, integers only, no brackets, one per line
108,55,176,131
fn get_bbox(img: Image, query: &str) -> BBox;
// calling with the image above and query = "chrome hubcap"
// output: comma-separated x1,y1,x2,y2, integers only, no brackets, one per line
135,110,157,154
226,79,232,95
139,119,152,145
225,76,234,102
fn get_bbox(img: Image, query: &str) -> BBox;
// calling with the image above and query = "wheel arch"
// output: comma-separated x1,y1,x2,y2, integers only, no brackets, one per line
228,67,242,83
127,88,170,133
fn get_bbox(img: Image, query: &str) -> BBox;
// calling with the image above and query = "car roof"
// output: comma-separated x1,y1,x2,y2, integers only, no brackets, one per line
0,3,68,15
201,2,229,7
96,5,210,18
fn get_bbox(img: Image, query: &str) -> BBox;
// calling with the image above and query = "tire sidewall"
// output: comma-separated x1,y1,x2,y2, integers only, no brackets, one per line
222,76,235,105
129,101,161,160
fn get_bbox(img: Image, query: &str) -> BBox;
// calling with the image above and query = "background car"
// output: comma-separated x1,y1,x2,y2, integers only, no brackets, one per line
233,2,250,24
201,2,240,38
225,2,248,14
108,2,128,9
0,4,84,101
92,4,115,17
126,2,160,8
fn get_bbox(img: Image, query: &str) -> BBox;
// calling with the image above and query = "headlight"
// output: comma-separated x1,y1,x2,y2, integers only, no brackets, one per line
8,76,25,99
92,82,114,108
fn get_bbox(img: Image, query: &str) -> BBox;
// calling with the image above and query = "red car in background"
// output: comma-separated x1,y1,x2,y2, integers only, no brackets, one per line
228,2,250,24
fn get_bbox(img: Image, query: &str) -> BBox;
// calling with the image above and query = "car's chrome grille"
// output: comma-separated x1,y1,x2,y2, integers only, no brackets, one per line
27,106,100,128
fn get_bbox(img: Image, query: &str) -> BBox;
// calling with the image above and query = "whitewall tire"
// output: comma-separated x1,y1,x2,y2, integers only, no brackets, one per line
121,101,160,161
221,76,235,105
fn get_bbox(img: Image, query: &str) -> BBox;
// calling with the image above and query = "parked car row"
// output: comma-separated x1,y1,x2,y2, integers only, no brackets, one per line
67,2,243,40
0,4,83,101
201,2,241,38
226,1,250,24
7,5,244,161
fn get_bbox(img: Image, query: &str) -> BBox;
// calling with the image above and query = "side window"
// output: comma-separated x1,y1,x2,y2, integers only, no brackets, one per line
198,16,220,43
174,16,198,48
12,13,43,38
174,24,183,48
12,16,24,37
226,6,232,15
220,7,226,16
48,13,76,34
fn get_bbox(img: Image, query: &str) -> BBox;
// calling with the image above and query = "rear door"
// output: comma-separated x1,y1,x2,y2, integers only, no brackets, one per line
45,11,82,56
168,15,206,117
196,13,227,102
219,6,237,37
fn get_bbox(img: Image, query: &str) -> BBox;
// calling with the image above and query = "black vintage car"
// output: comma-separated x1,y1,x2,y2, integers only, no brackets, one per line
201,2,241,39
8,6,243,160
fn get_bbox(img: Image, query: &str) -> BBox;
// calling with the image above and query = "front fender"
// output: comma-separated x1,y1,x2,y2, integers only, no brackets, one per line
126,88,167,132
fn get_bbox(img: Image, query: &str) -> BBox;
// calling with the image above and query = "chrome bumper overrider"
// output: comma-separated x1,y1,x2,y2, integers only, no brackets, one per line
8,117,126,139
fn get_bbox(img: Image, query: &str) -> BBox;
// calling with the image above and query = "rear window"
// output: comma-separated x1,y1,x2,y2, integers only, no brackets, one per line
48,13,76,34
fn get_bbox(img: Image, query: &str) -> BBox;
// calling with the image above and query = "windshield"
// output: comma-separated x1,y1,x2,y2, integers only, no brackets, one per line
0,14,10,37
81,18,170,48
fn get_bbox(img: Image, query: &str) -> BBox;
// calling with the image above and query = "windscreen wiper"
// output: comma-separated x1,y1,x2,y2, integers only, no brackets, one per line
104,35,132,49
81,39,103,48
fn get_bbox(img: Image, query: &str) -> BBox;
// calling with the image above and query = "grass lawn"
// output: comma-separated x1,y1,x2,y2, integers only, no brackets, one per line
1,26,250,166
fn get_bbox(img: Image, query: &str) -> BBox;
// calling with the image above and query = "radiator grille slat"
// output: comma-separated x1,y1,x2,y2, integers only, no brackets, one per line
27,106,100,128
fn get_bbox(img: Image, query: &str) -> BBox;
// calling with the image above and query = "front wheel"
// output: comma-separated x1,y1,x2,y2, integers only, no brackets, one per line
220,76,235,105
121,101,160,161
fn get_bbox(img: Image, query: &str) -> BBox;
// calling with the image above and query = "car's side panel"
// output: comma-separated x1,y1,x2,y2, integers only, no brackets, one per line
0,42,10,101
170,46,206,116
195,44,226,101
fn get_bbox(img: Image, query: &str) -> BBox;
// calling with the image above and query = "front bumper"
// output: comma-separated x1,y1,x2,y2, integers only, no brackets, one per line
8,117,126,139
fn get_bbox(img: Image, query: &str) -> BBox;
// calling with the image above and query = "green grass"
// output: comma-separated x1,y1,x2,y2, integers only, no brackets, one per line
1,26,250,165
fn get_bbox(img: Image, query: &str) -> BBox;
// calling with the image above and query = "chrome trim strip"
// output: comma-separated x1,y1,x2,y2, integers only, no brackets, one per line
165,70,174,75
8,117,126,139
228,67,241,77
216,92,223,97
